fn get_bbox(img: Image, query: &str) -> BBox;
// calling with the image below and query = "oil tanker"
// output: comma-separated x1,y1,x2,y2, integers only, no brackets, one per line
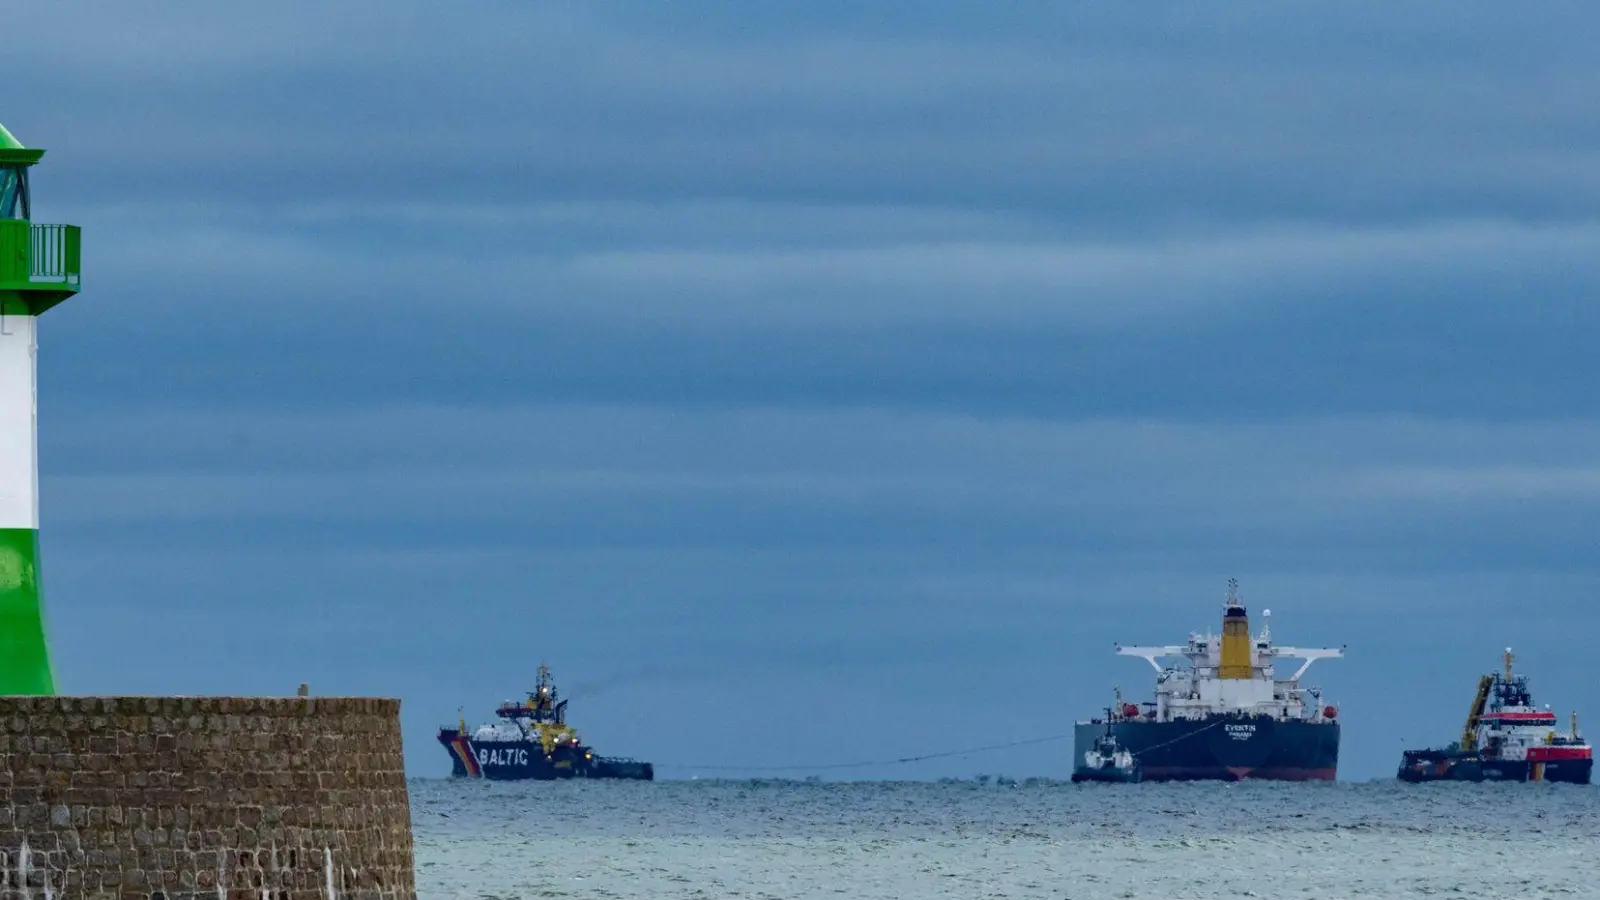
1397,649,1592,784
438,664,653,781
1074,579,1344,782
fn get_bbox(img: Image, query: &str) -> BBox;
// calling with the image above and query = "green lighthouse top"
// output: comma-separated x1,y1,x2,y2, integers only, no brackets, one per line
0,123,46,167
0,121,79,314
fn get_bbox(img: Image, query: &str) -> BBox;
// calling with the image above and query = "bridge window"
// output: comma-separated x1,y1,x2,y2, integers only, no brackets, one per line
0,167,28,220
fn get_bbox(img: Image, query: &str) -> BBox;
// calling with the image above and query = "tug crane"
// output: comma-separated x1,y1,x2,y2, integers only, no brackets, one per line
1460,674,1493,753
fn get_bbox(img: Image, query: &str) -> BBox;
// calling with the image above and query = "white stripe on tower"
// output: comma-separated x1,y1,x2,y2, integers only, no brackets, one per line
0,309,52,695
0,312,38,530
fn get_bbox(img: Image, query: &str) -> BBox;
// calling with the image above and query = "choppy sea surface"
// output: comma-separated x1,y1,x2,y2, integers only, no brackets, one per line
410,778,1599,899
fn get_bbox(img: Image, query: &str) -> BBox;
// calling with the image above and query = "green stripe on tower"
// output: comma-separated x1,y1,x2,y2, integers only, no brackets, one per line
0,528,55,694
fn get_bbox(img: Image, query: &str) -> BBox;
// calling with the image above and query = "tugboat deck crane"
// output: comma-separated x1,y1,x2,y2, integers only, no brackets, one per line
1461,674,1493,753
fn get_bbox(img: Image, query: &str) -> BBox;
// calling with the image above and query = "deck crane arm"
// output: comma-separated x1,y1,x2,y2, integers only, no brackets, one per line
1115,645,1191,673
1460,674,1493,752
1270,646,1345,681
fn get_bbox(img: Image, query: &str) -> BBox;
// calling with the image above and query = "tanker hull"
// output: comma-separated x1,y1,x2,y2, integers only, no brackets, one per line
1074,716,1339,782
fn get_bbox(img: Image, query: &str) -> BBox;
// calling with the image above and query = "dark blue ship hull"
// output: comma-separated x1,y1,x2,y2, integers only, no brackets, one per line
1074,716,1339,781
1398,750,1592,785
439,730,653,781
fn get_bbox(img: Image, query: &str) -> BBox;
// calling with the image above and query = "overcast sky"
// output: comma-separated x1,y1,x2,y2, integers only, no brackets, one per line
6,2,1600,781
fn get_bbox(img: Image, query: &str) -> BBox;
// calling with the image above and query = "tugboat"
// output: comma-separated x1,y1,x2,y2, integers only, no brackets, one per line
437,664,654,781
1398,649,1592,784
1074,579,1345,782
1072,722,1142,783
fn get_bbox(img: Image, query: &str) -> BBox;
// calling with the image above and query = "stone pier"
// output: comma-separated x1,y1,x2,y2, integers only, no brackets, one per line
0,696,415,900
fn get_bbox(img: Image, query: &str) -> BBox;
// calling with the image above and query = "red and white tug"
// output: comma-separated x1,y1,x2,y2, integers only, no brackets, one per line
1399,648,1592,784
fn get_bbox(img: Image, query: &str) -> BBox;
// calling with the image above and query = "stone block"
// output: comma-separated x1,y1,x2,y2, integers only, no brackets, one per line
0,697,413,900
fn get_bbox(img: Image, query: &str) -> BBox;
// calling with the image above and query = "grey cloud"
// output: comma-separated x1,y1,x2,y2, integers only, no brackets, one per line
541,220,1600,327
1348,466,1600,500
38,207,1600,424
40,407,1600,576
11,0,1600,781
44,404,1600,478
80,210,1600,326
10,2,1600,225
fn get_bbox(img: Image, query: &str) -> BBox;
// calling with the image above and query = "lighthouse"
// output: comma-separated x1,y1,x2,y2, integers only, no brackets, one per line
0,122,81,694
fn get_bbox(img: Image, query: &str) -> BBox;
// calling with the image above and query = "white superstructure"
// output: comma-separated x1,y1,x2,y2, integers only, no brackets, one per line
1112,582,1345,723
473,718,531,743
1467,649,1586,765
1083,741,1135,772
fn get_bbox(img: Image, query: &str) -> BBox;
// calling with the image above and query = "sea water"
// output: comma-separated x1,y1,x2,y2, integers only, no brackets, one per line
410,777,1599,899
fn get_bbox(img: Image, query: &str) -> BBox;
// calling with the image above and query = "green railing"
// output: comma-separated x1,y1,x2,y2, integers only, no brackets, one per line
0,220,80,311
27,223,80,284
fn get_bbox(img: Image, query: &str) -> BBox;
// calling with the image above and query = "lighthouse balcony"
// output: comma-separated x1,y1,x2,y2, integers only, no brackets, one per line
0,219,81,313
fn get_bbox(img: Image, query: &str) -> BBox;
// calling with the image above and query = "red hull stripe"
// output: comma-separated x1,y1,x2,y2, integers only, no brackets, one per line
1140,767,1336,782
1482,712,1559,722
451,737,482,776
1527,747,1593,761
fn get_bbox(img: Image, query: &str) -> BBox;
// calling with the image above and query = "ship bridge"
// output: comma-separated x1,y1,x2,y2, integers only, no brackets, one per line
1109,584,1345,723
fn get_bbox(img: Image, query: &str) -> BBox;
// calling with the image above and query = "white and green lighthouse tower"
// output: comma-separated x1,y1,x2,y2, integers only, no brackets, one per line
0,122,81,694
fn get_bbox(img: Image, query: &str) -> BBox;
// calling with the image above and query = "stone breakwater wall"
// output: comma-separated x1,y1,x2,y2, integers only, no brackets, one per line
0,696,415,900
